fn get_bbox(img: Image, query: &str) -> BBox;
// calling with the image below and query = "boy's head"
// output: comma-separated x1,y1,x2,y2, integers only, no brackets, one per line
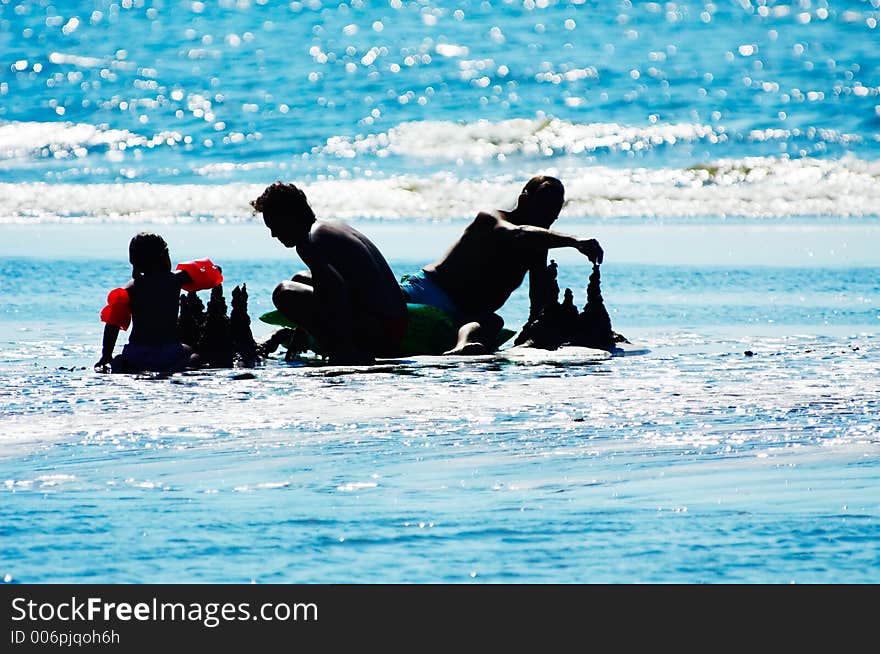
251,182,316,248
129,232,171,276
516,176,565,228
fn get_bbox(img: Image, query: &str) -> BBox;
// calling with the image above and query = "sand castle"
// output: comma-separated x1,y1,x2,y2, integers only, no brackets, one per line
178,262,627,366
514,260,628,351
178,283,263,368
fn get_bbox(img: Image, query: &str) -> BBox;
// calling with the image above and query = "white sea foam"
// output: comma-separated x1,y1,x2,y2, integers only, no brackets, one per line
337,482,378,492
315,118,727,160
233,482,290,491
315,118,866,162
0,121,183,159
1,156,878,222
3,118,861,165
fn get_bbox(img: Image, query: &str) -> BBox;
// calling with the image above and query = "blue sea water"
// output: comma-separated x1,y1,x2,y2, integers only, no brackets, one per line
0,0,878,219
1,1,879,583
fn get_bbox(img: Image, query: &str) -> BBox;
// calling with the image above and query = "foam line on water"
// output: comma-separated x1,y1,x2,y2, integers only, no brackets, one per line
315,118,726,160
312,118,868,161
1,156,879,222
1,118,870,171
0,121,184,159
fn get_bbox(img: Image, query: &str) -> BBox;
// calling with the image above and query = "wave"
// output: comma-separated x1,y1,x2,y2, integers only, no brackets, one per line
3,118,869,169
1,156,878,222
313,118,865,161
316,118,723,160
0,121,186,161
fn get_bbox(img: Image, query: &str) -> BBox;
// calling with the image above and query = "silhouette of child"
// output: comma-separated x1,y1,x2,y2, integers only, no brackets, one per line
95,232,223,373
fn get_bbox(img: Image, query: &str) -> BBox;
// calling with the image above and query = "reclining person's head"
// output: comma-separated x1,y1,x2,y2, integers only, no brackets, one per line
517,176,565,227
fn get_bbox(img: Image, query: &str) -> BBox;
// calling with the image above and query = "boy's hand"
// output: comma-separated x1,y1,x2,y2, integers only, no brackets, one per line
576,238,603,265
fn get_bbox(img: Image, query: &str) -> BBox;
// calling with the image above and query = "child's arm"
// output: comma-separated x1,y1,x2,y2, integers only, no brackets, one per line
95,324,120,370
97,286,132,371
175,259,223,291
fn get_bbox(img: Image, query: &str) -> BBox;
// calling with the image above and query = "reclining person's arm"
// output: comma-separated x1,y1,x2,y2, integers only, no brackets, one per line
502,221,604,264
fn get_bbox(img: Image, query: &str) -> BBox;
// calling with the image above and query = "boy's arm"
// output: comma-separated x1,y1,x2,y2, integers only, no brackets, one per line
298,243,368,362
173,269,192,286
97,283,133,370
310,259,350,320
95,324,120,370
175,259,223,291
500,221,603,264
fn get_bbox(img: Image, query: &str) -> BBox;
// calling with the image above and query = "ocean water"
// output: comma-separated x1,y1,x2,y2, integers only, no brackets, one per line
1,0,879,219
1,1,879,583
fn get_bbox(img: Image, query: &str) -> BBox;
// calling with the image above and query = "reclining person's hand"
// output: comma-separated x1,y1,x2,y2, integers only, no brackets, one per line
576,238,604,264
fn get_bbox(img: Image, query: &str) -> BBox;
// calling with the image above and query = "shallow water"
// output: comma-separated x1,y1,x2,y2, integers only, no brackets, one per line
1,222,878,583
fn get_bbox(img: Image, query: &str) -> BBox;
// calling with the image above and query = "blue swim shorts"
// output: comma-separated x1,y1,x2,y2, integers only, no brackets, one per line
399,270,462,322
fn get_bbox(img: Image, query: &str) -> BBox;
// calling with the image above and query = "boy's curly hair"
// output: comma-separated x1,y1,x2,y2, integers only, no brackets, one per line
129,232,170,276
250,182,315,223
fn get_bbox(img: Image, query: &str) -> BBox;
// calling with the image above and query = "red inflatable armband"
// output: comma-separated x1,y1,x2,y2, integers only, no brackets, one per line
100,287,131,331
176,258,223,292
